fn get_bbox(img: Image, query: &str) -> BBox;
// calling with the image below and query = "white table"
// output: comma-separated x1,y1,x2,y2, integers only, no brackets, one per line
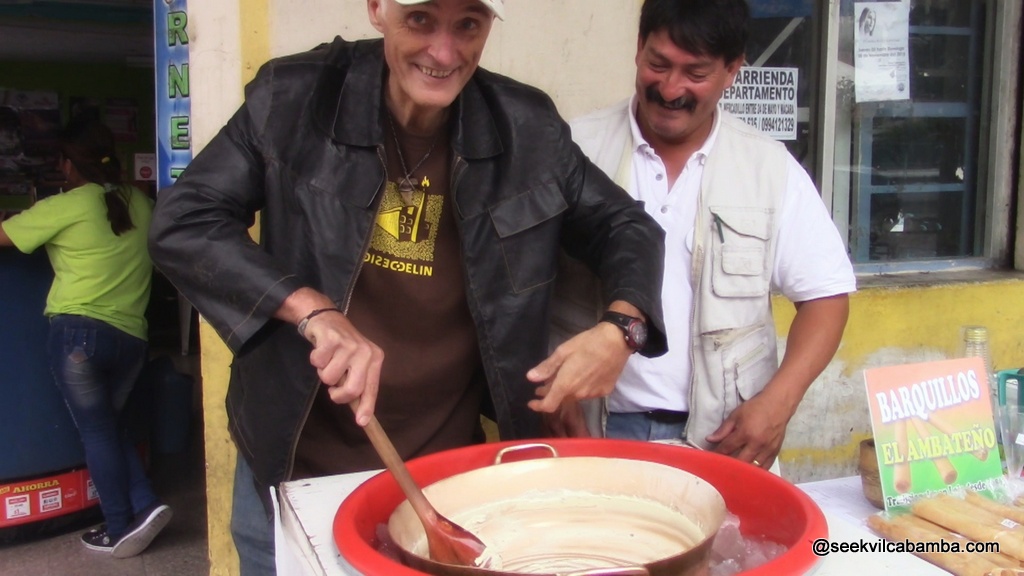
274,473,946,575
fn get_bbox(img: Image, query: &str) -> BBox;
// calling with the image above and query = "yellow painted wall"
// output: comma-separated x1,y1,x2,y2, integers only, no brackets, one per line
200,325,237,576
199,1,269,575
777,276,1024,483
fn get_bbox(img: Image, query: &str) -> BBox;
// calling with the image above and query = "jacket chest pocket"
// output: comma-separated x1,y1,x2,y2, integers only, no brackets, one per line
709,207,773,298
489,182,568,294
283,161,380,260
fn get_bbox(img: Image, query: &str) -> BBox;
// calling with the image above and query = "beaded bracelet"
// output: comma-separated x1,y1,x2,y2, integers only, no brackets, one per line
296,307,342,338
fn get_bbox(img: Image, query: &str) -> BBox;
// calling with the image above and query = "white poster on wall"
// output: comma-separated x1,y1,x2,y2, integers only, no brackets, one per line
720,66,799,141
854,0,911,103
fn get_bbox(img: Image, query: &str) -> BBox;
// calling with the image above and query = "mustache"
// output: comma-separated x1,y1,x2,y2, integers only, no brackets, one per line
644,85,695,111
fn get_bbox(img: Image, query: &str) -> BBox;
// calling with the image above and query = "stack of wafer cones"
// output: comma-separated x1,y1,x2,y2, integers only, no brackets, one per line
867,491,1024,575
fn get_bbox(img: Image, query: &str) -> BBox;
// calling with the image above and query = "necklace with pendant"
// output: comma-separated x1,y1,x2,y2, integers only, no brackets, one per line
388,114,440,206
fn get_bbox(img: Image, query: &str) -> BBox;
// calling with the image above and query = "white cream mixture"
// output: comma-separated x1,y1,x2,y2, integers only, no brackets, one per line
410,489,707,573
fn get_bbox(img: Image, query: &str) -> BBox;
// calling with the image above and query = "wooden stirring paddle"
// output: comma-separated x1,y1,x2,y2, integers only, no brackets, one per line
353,405,490,567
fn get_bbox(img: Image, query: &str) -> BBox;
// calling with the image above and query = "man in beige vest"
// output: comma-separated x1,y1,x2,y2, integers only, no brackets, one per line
552,0,856,471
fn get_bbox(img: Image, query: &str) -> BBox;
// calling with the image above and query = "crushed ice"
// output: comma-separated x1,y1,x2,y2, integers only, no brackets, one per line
709,512,788,576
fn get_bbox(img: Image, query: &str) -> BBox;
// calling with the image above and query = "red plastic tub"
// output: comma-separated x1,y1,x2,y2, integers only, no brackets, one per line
333,438,827,576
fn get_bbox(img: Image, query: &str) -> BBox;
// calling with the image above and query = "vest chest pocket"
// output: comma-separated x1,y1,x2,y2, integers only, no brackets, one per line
709,207,773,298
489,182,568,293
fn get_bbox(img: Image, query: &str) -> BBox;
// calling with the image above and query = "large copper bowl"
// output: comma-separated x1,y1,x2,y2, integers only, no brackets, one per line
333,438,827,576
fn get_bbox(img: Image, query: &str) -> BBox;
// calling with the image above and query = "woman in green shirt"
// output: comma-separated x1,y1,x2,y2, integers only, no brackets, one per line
0,119,171,557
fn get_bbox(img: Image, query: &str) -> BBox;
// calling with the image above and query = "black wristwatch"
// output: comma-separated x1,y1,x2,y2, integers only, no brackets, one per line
600,311,648,352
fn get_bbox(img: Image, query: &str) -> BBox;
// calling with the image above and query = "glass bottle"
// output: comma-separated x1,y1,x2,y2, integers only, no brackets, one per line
962,325,996,409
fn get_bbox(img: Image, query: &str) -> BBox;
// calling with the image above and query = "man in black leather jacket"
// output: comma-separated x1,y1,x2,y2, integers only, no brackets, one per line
149,1,666,573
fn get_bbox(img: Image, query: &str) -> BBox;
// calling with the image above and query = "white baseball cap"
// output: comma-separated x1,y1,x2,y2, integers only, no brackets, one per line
393,0,505,20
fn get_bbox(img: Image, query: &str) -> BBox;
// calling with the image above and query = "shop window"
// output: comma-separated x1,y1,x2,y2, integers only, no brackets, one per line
833,0,989,266
742,1,1010,272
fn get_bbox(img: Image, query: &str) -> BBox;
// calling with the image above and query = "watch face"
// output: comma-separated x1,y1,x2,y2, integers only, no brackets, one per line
627,320,648,349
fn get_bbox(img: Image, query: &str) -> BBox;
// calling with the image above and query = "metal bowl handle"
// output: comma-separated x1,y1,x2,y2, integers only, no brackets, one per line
493,442,559,465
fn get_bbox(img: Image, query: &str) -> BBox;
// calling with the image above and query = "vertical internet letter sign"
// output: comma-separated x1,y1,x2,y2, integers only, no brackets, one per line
155,0,191,192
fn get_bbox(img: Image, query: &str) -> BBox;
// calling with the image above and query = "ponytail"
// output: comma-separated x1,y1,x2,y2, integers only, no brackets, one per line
59,119,135,235
103,182,135,236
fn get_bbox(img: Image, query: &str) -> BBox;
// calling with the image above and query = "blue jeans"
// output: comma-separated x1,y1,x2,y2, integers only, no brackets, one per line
231,454,277,576
48,314,157,538
605,412,688,442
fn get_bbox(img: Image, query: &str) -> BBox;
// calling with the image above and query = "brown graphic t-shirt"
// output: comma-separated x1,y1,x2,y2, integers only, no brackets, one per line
293,116,484,478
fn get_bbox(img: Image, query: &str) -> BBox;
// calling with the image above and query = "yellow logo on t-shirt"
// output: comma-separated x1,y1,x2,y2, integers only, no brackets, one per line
366,181,443,276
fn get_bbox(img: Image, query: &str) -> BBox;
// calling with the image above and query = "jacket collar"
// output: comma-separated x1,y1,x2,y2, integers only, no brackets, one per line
313,38,502,160
449,73,503,160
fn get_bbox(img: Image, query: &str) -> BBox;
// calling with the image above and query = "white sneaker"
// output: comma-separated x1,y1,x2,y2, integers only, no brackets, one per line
111,503,173,558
